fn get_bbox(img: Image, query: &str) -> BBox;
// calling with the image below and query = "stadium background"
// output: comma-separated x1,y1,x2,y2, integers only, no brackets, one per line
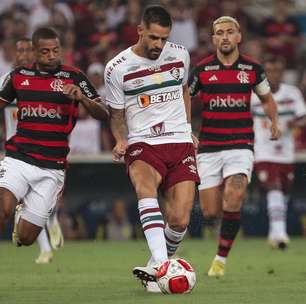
0,0,306,240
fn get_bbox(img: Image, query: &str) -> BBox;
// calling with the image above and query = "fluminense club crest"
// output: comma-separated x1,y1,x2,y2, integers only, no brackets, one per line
170,67,180,81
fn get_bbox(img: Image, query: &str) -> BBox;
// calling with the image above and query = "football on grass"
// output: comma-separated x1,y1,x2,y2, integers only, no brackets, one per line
156,258,196,294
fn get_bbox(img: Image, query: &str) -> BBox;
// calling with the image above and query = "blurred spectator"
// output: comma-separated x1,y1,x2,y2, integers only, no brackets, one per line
87,62,106,97
241,39,264,62
105,0,126,30
0,38,14,75
169,0,198,52
105,198,133,240
61,28,81,67
260,0,301,68
28,0,74,34
87,62,114,151
117,0,140,48
69,103,102,155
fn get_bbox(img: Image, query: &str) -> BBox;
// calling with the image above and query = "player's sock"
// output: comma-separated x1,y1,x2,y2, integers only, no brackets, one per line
164,223,187,257
267,190,287,239
37,227,52,253
216,211,241,259
138,198,168,264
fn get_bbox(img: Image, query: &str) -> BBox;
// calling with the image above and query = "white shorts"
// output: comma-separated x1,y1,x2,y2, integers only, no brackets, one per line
197,149,254,190
0,157,65,227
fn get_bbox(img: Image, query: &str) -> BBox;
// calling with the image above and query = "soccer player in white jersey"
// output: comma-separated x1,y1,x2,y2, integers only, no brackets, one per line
252,55,306,249
0,37,64,264
105,6,199,292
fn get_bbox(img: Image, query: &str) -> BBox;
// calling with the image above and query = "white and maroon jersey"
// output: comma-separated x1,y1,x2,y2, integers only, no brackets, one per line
252,83,306,163
0,72,18,140
105,41,192,145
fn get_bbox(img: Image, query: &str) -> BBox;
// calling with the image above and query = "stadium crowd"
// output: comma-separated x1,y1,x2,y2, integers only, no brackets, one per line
0,0,306,243
0,0,306,152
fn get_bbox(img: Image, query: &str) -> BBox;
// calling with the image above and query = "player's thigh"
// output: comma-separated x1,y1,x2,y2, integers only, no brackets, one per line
21,168,65,229
0,157,29,217
164,180,195,228
199,185,223,218
129,160,162,198
223,174,248,210
197,152,223,190
222,149,254,184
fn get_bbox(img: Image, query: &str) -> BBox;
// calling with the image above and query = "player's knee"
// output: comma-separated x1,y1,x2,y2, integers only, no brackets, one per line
17,230,36,246
200,204,220,219
167,214,189,232
134,183,157,199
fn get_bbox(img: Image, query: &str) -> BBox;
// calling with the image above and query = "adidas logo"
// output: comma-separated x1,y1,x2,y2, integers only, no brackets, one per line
208,75,218,81
21,79,29,86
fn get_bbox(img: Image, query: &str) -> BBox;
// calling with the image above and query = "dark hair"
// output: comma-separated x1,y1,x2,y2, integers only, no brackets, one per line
15,37,31,44
142,5,172,28
32,27,59,47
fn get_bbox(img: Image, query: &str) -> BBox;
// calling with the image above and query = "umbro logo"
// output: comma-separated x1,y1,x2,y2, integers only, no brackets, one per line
208,75,218,81
21,79,29,86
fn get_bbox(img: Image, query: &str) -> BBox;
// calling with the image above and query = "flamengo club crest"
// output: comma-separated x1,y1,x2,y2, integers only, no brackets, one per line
50,79,64,91
237,71,249,83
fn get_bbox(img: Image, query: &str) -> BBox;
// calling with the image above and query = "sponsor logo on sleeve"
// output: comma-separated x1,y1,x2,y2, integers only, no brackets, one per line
79,80,94,98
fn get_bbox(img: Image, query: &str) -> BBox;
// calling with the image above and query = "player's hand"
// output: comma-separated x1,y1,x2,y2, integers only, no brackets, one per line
270,122,281,140
191,133,199,150
63,84,83,101
112,140,128,162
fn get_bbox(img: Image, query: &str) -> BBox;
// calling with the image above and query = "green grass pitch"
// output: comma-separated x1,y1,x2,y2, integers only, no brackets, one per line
1,238,306,304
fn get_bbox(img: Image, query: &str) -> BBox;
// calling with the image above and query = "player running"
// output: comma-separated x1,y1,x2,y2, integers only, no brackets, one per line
252,55,306,249
189,16,280,277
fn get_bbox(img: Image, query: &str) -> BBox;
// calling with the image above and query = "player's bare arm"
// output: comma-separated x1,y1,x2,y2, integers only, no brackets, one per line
259,92,281,140
109,107,128,162
183,84,198,149
0,99,9,110
63,84,109,120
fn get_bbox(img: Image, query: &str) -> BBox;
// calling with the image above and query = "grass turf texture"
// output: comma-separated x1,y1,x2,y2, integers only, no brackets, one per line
1,238,306,304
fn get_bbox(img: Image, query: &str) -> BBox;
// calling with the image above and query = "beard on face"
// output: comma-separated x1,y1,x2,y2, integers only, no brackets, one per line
219,44,235,56
145,45,162,60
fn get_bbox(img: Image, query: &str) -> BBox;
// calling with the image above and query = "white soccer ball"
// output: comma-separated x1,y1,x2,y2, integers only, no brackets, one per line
156,258,196,294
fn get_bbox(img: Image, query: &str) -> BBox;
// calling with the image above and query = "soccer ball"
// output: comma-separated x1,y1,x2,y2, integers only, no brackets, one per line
156,258,196,294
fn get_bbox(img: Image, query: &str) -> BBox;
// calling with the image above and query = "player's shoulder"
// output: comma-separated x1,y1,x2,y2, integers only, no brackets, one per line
190,54,217,74
14,64,36,76
239,54,263,69
166,41,188,54
60,64,81,73
105,48,131,84
105,48,130,72
280,82,301,95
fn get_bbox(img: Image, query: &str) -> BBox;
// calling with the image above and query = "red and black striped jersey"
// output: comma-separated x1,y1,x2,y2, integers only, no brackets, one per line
0,64,99,169
189,54,268,153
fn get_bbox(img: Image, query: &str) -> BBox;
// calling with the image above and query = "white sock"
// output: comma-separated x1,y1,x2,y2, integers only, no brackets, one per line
47,210,58,228
267,190,287,239
138,198,167,264
215,255,227,264
37,228,52,253
164,223,187,257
